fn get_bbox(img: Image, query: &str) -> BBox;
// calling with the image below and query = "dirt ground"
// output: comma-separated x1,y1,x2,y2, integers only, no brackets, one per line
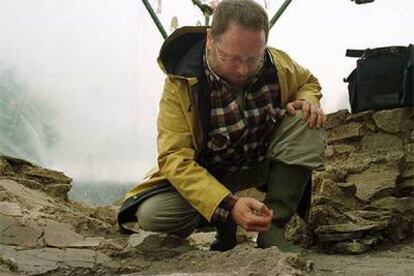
305,240,414,276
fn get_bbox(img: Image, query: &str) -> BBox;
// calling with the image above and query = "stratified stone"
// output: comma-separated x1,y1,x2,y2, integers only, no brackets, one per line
0,222,43,247
92,206,118,225
44,184,71,200
0,246,62,275
325,109,350,129
334,144,357,154
69,237,104,248
349,110,376,121
43,220,85,248
370,196,414,213
127,231,163,248
0,179,53,207
325,146,334,158
373,108,413,133
399,178,414,190
62,248,95,268
317,232,362,243
1,177,44,191
402,164,414,178
315,223,385,234
331,241,370,254
0,157,12,176
96,252,121,269
407,144,414,162
328,122,363,143
130,232,194,261
0,202,22,217
335,182,356,194
318,179,361,210
0,214,18,231
22,166,72,185
361,133,403,155
346,163,399,201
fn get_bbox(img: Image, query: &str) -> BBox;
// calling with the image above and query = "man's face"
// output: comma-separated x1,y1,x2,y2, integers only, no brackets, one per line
207,22,266,88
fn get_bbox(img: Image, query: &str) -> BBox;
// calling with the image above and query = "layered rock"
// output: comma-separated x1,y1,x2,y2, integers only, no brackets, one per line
0,154,312,275
308,107,414,253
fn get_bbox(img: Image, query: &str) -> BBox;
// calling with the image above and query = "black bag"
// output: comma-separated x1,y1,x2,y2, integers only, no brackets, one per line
344,45,414,113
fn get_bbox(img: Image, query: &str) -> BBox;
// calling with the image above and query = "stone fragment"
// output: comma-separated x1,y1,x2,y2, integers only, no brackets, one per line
22,166,72,184
0,222,42,247
348,110,376,121
63,248,95,268
334,144,357,154
346,163,399,201
370,196,414,213
1,155,32,166
331,241,370,254
373,108,413,133
1,177,44,190
96,252,121,269
328,122,363,142
317,232,362,243
0,214,16,234
318,179,362,210
325,146,334,158
127,231,162,248
360,235,379,246
0,179,53,207
402,164,414,178
344,210,392,221
361,133,403,155
43,220,85,248
335,182,356,194
315,223,385,234
399,178,414,190
325,109,350,129
0,202,22,217
0,246,62,275
407,144,414,162
0,157,12,175
129,232,194,261
92,206,118,225
44,184,71,200
69,237,104,248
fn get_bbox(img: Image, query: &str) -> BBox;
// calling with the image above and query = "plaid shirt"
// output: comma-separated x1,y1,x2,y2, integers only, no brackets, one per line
204,50,285,222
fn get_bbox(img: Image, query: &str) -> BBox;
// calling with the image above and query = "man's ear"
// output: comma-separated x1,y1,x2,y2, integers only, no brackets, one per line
206,29,213,50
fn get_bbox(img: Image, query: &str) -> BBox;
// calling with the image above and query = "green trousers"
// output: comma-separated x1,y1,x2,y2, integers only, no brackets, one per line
136,111,326,239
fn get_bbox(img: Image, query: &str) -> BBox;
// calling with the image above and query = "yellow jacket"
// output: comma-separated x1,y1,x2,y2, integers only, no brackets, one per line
118,27,321,227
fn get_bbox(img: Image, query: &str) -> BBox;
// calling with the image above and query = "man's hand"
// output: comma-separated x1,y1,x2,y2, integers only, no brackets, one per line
286,100,326,129
230,197,273,232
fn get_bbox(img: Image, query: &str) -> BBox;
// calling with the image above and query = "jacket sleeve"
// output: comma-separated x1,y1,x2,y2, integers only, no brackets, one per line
275,49,322,105
156,78,231,221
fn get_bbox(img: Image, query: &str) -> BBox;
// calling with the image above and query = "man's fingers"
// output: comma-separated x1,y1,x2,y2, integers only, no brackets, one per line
301,101,310,123
307,104,318,128
286,102,296,115
243,213,272,232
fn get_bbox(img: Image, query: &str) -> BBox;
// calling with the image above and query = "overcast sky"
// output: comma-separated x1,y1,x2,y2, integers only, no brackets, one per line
0,0,413,183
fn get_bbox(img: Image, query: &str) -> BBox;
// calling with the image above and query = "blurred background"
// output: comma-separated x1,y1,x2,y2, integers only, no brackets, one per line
0,0,412,204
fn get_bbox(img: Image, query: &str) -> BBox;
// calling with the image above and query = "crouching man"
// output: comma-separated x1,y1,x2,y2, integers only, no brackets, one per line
118,0,326,252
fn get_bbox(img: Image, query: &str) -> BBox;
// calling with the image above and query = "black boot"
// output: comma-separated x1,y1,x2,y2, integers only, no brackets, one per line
209,220,237,252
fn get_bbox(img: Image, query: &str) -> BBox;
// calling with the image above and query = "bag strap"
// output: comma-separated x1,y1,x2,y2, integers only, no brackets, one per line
346,46,409,59
346,49,365,58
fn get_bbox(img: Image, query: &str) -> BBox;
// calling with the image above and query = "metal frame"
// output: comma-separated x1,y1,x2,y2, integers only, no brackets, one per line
141,0,294,40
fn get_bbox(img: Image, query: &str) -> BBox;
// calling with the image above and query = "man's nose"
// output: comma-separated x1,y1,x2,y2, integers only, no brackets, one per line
236,62,249,76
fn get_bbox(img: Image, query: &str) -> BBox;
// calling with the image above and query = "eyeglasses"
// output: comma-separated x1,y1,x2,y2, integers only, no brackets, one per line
213,41,264,68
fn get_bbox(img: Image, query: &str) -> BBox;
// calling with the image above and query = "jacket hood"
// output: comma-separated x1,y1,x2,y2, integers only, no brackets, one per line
158,26,208,78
